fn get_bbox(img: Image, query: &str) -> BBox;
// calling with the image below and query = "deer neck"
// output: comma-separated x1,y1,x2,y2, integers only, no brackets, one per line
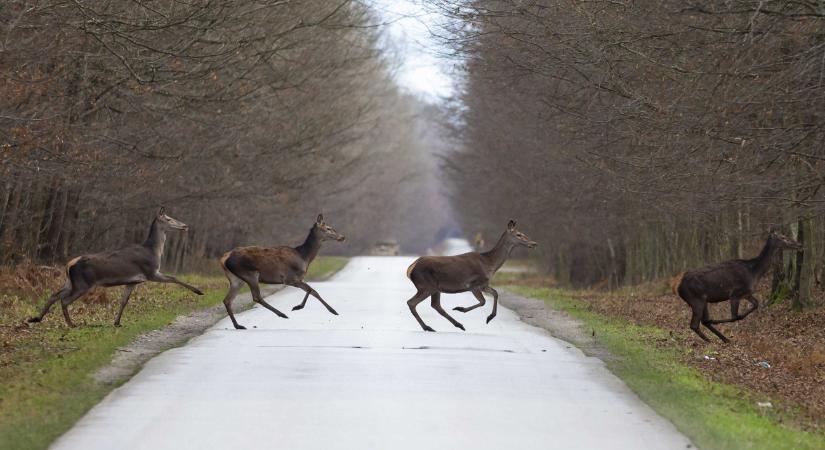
142,218,167,260
481,233,515,274
749,237,777,280
295,226,323,264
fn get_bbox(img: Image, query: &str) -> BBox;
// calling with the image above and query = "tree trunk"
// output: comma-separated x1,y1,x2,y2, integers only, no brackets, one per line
1,180,23,264
793,216,816,310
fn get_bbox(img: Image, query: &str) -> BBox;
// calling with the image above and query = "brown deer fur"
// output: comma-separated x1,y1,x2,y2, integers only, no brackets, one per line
28,208,203,327
219,214,345,329
676,230,801,342
405,220,537,332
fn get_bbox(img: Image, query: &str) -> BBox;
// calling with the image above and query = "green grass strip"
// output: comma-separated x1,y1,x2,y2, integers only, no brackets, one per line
0,257,348,450
509,286,825,450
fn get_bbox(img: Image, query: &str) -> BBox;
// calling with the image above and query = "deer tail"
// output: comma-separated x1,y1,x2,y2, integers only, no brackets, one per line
59,256,84,290
65,256,83,273
670,272,684,295
406,259,419,280
219,252,235,278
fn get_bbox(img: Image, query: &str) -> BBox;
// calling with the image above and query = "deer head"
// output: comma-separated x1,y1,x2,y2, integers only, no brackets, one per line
769,228,802,251
315,214,345,242
156,207,189,231
505,219,537,249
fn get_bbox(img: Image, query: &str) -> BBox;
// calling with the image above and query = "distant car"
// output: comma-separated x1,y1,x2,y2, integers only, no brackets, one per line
370,239,400,256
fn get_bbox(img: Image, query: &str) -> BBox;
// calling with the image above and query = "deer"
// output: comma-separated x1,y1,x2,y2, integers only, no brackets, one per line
676,229,802,343
28,207,204,328
219,214,345,329
405,219,537,332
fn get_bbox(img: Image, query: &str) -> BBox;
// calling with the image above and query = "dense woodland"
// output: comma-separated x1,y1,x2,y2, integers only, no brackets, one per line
434,0,825,306
1,1,450,271
2,1,824,306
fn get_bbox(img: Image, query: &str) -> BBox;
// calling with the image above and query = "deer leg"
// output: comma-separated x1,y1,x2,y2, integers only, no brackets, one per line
739,295,760,319
430,293,465,331
28,287,68,323
61,303,75,328
407,290,434,332
59,285,90,328
484,286,499,324
254,294,289,319
291,291,312,311
707,299,747,325
701,304,729,343
730,297,742,320
454,289,486,313
148,272,204,295
688,301,711,342
222,273,246,330
290,281,337,315
245,274,288,319
113,284,137,327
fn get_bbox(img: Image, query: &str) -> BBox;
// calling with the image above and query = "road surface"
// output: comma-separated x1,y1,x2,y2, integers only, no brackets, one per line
53,246,692,449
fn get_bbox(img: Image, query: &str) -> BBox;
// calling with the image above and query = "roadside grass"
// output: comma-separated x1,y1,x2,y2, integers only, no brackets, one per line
0,256,347,450
508,286,825,450
308,256,348,281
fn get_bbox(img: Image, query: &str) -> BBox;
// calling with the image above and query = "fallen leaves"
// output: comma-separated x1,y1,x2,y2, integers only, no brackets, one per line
578,283,825,430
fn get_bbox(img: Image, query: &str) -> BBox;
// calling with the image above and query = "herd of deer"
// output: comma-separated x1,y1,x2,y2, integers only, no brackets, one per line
27,208,802,343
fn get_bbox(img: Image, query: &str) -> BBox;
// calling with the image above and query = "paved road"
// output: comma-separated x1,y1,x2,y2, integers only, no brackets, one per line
53,249,692,449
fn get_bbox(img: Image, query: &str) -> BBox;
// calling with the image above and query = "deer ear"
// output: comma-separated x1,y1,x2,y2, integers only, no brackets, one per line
316,213,324,224
507,219,517,231
157,206,166,216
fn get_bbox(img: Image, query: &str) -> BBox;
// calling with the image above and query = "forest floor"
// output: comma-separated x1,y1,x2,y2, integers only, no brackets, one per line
0,257,347,450
497,269,825,450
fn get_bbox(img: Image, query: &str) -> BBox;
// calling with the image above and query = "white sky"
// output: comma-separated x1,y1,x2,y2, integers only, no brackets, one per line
371,0,456,102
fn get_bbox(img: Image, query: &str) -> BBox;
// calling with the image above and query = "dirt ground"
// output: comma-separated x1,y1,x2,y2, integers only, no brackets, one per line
498,290,616,362
509,274,825,430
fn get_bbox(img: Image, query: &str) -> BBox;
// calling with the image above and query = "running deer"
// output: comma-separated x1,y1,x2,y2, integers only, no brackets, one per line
405,219,537,332
219,214,345,329
676,229,802,343
28,207,203,328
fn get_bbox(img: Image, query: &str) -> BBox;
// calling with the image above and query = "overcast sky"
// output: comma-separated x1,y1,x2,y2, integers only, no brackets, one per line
371,0,457,102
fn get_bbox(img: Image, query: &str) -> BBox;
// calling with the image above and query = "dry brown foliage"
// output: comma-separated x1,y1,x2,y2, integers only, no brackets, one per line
576,281,825,429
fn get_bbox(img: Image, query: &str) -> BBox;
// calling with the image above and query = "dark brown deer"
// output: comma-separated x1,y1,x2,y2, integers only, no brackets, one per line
676,229,802,343
28,207,203,328
219,214,345,329
405,219,537,332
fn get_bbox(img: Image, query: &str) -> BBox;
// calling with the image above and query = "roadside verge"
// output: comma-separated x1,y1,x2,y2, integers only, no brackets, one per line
0,256,348,450
92,286,280,385
501,286,825,450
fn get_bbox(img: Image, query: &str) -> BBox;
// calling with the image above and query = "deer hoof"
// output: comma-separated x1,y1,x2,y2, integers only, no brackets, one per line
486,315,496,324
277,312,289,319
113,322,122,328
453,307,467,313
193,288,204,295
234,324,247,330
27,317,41,323
327,308,339,316
455,323,465,331
423,325,436,332
292,305,304,311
